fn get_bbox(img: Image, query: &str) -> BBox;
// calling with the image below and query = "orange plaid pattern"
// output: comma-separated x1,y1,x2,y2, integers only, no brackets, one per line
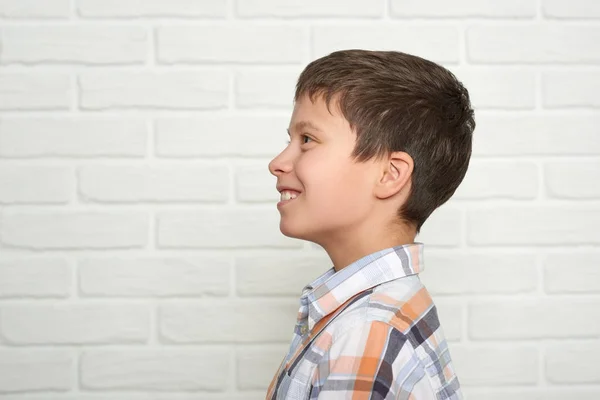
266,243,462,399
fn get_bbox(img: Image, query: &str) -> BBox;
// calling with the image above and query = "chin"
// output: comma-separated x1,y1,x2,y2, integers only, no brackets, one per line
279,220,311,241
279,220,300,238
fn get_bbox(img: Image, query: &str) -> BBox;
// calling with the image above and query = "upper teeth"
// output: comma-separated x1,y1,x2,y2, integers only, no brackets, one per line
281,191,299,201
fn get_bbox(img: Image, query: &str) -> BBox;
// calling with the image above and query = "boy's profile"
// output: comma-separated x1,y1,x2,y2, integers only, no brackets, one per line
266,50,474,399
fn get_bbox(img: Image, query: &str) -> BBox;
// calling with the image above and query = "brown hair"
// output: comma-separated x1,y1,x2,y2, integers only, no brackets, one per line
295,50,475,234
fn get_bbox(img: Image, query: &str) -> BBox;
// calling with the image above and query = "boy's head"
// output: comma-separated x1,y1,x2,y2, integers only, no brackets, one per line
269,50,475,250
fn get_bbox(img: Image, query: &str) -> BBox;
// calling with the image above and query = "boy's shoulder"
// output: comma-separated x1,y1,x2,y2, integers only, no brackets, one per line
318,276,459,397
329,275,440,340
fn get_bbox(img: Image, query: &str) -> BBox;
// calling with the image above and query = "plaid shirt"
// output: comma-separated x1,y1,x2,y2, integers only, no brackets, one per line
266,243,462,399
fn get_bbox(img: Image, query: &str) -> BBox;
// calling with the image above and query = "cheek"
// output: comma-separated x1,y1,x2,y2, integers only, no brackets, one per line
296,152,342,191
300,158,371,208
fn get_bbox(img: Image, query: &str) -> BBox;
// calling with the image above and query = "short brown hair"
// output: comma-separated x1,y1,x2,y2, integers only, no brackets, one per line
295,50,475,234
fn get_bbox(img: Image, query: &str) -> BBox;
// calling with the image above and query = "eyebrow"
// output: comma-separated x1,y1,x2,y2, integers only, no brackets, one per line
287,121,324,136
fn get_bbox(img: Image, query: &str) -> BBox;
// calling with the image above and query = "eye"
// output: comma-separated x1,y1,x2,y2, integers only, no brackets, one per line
286,134,313,145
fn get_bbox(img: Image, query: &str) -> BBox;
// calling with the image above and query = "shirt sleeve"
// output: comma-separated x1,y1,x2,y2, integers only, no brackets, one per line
309,320,459,399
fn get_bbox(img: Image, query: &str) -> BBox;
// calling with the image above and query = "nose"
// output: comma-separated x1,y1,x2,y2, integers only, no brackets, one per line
268,147,294,178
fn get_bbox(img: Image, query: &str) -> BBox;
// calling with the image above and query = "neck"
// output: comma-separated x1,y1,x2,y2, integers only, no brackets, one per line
317,224,417,272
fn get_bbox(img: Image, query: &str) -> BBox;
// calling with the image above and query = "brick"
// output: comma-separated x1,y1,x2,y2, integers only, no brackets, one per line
467,206,600,246
467,25,600,63
0,73,70,110
236,253,331,296
0,350,72,393
78,165,230,203
543,71,600,108
543,0,600,18
236,346,287,390
79,71,228,110
159,299,297,343
235,68,300,108
313,25,460,64
546,342,600,383
391,0,536,18
0,117,147,158
544,253,600,293
155,116,289,157
157,209,302,249
462,389,600,400
0,304,150,344
81,349,229,390
0,258,70,298
469,299,600,339
451,345,538,385
421,253,538,294
473,114,600,156
78,0,227,18
235,163,279,203
433,300,463,341
79,256,230,297
450,67,536,109
158,26,305,64
0,394,267,400
1,26,147,65
0,165,72,203
545,160,600,198
0,211,148,249
0,0,70,18
417,205,462,247
236,0,384,18
453,160,538,199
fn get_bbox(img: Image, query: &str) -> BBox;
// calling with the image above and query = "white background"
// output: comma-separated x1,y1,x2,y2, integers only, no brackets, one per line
0,0,599,399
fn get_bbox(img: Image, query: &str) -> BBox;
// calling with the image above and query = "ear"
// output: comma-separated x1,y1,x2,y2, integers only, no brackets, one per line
374,151,414,200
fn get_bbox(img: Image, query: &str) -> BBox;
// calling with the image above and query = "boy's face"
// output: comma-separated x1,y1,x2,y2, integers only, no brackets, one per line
268,94,381,246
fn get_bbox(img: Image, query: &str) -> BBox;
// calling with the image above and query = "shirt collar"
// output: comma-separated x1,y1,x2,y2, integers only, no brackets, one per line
300,242,424,331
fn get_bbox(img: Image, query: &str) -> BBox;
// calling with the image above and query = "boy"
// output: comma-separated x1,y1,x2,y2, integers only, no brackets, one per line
266,50,474,399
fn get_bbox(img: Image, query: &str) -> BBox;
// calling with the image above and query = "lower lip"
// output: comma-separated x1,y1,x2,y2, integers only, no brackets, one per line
277,193,301,209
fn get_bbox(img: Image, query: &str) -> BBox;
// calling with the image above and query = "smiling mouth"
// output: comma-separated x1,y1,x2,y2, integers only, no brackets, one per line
277,192,301,207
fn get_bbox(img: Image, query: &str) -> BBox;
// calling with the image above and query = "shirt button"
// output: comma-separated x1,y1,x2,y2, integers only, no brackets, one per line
300,325,308,335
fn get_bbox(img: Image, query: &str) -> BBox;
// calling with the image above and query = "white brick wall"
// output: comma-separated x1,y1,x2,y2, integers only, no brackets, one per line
0,1,598,398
